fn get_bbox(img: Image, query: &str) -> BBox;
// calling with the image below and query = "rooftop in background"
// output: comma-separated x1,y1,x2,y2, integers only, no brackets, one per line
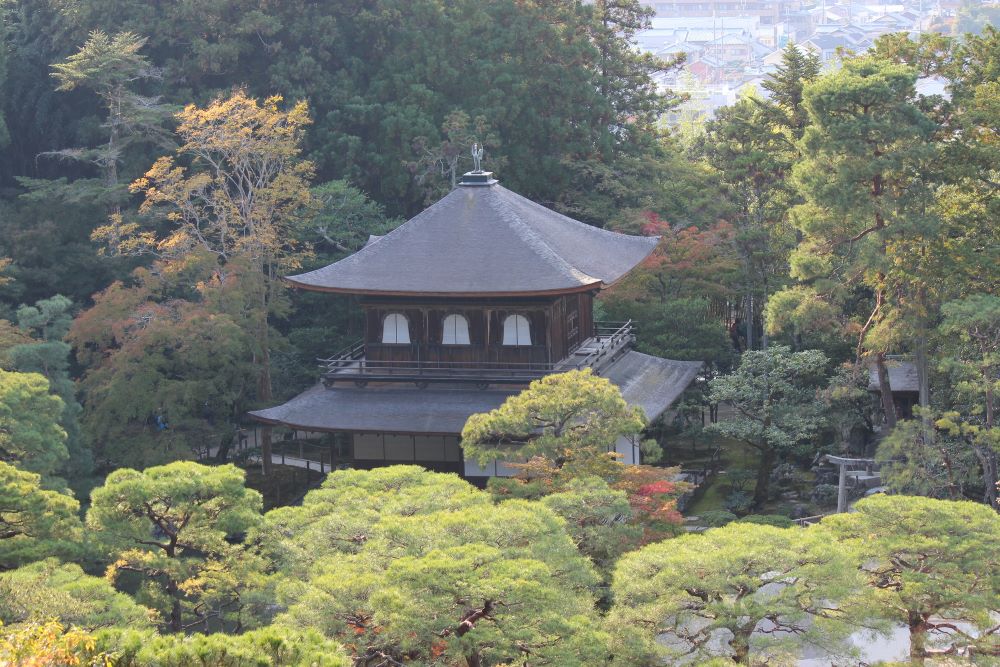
286,171,659,297
868,360,919,393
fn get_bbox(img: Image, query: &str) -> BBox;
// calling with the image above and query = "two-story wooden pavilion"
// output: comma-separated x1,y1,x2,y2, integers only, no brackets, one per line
251,169,701,480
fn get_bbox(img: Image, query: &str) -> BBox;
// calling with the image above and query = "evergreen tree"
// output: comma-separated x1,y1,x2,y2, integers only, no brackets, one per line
4,296,90,482
0,26,9,150
265,467,608,666
771,56,938,428
461,369,646,469
0,369,67,477
609,522,864,664
87,462,265,633
761,43,822,139
0,559,153,629
0,462,81,570
49,30,172,202
824,495,1000,660
708,346,830,507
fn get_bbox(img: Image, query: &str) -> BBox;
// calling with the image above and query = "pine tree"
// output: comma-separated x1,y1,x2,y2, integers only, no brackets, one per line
762,42,822,139
772,56,938,428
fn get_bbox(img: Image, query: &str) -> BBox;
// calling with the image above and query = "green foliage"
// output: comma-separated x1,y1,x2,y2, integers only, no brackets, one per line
0,369,67,476
0,558,153,629
772,53,939,380
266,466,608,666
0,461,81,570
933,293,1000,507
96,626,350,667
87,462,264,633
461,369,646,468
737,514,795,528
876,414,979,499
609,296,735,368
761,43,822,137
699,509,737,527
609,522,863,665
0,27,9,150
4,295,91,482
539,476,639,572
47,29,173,204
407,110,502,201
306,180,403,256
69,261,258,468
708,346,830,507
823,494,1000,659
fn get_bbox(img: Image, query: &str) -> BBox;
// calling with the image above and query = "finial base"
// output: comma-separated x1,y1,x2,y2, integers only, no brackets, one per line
459,171,497,186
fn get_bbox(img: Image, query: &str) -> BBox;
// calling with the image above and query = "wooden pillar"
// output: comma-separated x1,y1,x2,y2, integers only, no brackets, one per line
837,462,848,514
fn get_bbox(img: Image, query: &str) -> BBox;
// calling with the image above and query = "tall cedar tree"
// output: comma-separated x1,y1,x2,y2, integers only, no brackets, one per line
698,43,819,350
48,30,172,207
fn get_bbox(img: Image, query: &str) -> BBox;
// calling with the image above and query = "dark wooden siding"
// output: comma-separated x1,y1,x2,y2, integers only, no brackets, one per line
358,294,598,368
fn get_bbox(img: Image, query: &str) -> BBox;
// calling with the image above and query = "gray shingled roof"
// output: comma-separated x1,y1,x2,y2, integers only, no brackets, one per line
286,179,659,295
868,361,919,393
250,351,700,434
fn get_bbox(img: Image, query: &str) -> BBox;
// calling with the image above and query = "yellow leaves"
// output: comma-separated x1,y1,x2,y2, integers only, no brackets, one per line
0,619,110,667
934,411,981,437
117,89,314,271
92,213,158,257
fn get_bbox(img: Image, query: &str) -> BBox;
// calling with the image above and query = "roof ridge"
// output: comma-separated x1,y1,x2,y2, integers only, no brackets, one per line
485,187,599,287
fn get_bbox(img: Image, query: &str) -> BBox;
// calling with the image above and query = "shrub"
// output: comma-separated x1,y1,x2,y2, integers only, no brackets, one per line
699,510,737,527
737,514,795,528
723,490,753,514
811,483,839,507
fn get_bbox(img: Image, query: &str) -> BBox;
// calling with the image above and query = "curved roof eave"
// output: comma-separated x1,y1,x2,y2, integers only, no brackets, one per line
282,276,605,298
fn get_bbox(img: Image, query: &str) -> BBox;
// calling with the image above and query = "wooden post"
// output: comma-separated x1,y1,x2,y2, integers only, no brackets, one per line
837,462,848,514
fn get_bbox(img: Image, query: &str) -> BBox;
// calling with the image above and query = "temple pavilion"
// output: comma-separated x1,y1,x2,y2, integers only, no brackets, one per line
251,169,701,480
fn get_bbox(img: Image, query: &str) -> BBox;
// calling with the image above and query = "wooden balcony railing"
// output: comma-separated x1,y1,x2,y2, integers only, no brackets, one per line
319,320,634,388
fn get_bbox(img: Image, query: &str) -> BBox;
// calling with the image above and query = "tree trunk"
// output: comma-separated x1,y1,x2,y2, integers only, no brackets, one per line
731,628,752,664
975,445,999,510
214,433,232,463
464,652,482,667
908,611,927,664
875,352,898,430
260,425,274,478
257,265,275,477
916,334,930,411
984,376,998,510
167,580,182,633
760,284,769,351
753,446,776,508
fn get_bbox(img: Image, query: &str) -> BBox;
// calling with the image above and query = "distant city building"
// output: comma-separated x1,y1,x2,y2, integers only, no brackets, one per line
637,0,952,124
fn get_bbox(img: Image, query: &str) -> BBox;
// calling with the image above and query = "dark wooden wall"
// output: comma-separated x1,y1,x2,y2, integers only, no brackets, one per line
359,293,597,367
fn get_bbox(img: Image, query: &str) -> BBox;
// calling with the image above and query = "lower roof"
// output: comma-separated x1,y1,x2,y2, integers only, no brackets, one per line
250,351,701,435
868,360,919,393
